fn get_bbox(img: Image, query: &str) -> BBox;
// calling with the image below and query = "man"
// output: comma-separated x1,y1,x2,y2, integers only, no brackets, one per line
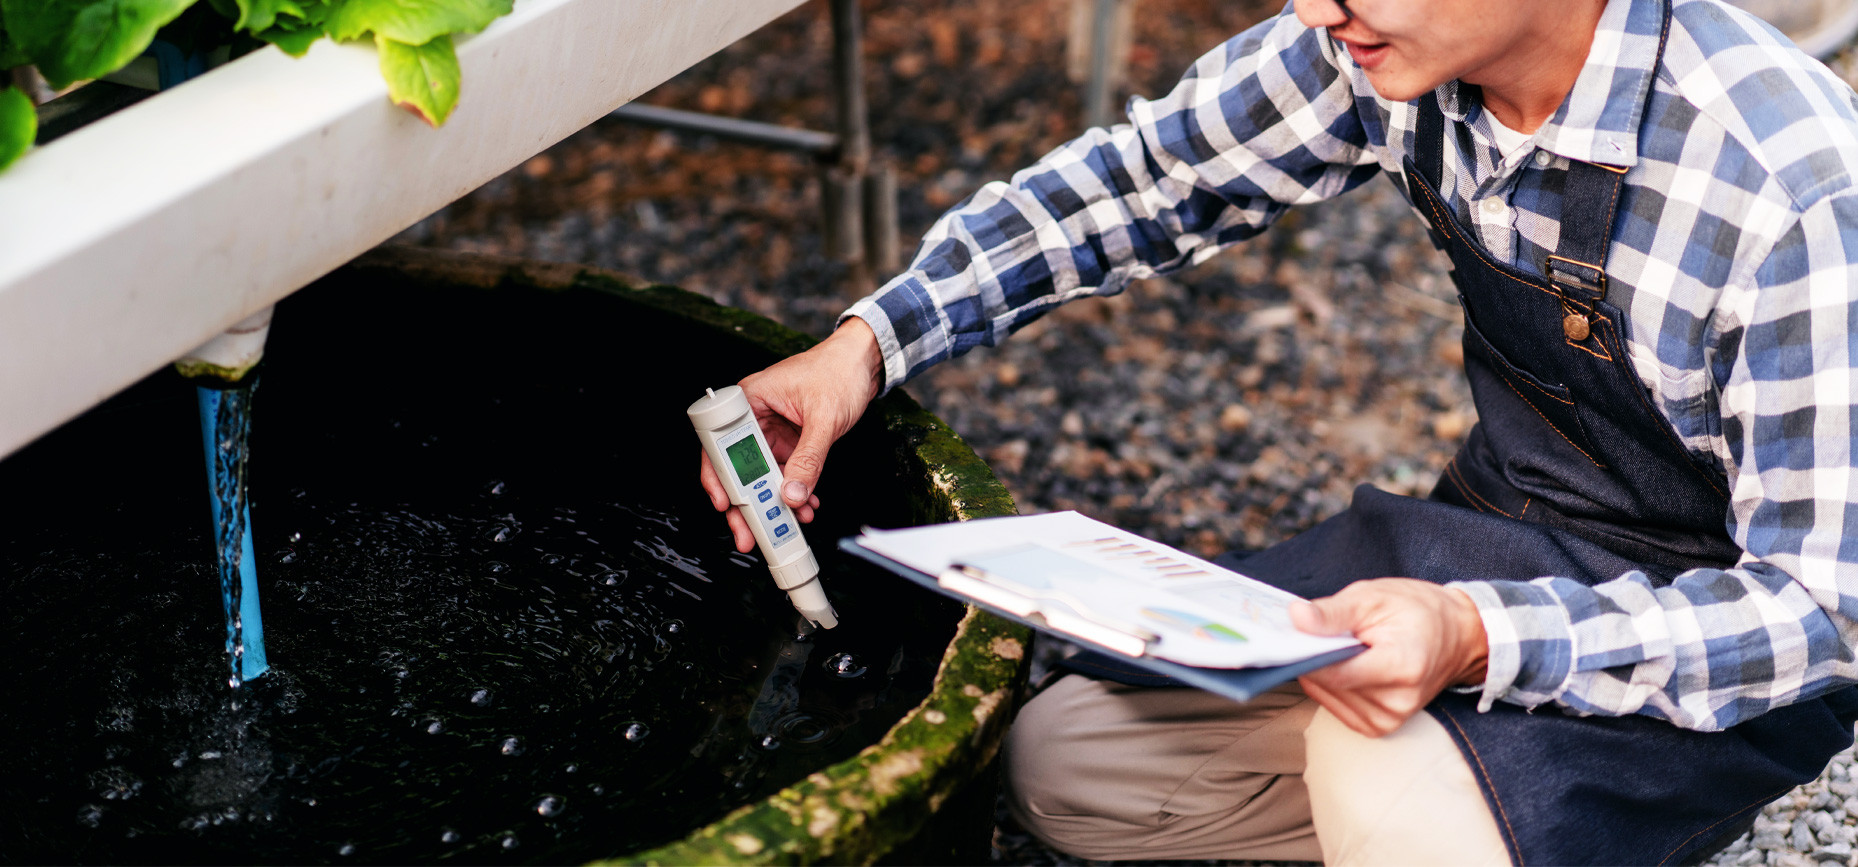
699,0,1858,862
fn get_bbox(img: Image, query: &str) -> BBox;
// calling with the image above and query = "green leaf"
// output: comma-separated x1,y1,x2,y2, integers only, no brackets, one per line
0,26,28,68
255,17,321,55
326,0,510,45
252,0,327,55
2,0,200,89
375,32,457,126
230,0,303,32
0,85,35,172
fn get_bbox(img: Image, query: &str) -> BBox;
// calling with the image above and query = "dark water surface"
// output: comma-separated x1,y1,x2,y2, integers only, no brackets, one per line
0,277,960,864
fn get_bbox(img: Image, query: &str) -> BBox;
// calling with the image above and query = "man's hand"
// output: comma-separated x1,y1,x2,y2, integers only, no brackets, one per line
698,317,885,553
1290,578,1490,738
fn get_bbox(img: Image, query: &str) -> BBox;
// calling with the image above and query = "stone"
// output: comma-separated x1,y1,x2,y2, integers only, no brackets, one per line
1218,403,1253,433
1811,842,1851,862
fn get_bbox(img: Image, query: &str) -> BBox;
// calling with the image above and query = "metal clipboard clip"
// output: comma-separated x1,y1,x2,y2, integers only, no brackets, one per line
939,563,1159,659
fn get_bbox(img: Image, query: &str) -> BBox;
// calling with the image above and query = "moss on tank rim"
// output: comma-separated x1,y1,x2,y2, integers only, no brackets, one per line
345,246,1029,865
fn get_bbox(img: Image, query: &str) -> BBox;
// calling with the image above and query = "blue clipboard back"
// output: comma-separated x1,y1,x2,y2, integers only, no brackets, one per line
838,536,1362,702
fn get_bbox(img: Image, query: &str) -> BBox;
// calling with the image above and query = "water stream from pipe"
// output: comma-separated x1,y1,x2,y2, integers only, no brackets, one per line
199,379,269,687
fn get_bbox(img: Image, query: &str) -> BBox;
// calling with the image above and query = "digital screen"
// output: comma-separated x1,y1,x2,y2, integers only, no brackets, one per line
726,434,771,485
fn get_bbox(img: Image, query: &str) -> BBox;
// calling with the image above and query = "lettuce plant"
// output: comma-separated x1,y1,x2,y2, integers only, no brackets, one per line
0,0,515,171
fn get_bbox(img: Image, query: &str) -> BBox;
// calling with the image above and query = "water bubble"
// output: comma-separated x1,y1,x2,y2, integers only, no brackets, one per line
533,794,564,817
824,653,867,678
501,834,520,850
540,553,565,566
499,736,525,756
777,714,830,744
590,785,605,796
488,480,506,496
486,561,511,575
228,674,242,689
490,526,515,543
470,689,492,707
426,720,444,735
660,620,684,636
338,843,357,857
758,735,781,751
289,531,302,543
598,571,625,587
77,805,103,828
564,763,579,774
622,722,650,742
198,751,222,761
278,551,297,564
440,828,461,845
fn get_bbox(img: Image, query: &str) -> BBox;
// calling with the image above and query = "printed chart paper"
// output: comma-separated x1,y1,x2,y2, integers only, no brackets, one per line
851,511,1360,668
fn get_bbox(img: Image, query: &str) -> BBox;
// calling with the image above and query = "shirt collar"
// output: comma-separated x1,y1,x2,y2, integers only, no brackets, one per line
1432,0,1663,169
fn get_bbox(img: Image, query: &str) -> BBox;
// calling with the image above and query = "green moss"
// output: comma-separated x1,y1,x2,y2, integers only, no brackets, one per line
344,247,1032,865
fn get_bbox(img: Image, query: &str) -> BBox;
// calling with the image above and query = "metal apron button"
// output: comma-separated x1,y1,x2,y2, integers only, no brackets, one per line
1563,313,1591,341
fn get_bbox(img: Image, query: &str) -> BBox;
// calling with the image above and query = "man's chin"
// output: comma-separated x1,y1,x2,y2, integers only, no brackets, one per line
1361,70,1440,105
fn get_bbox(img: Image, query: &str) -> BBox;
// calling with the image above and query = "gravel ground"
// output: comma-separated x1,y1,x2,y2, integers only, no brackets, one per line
395,1,1858,863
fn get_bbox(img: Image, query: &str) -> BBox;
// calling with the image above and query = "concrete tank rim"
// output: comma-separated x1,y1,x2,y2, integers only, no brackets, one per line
342,245,1030,865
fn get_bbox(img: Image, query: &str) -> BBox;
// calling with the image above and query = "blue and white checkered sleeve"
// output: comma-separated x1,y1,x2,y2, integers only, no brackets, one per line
1454,193,1858,732
842,11,1383,391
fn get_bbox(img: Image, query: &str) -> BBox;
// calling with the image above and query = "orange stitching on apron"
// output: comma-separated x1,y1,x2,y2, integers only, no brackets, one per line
1477,334,1575,405
1443,459,1487,513
1438,710,1525,865
1489,361,1608,468
1563,309,1617,361
1518,497,1532,518
1418,186,1566,303
1416,178,1620,358
1655,784,1790,866
1446,458,1523,518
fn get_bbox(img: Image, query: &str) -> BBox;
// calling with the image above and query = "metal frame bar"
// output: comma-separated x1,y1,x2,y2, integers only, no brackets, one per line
607,0,899,279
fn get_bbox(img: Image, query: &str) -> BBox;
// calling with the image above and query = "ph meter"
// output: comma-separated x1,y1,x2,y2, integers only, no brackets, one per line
688,386,839,629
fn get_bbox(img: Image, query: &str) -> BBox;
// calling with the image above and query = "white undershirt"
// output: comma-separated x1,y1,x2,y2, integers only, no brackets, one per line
1486,110,1533,160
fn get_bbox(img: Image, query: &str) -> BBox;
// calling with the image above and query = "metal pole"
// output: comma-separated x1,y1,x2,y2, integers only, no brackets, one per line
1084,0,1117,129
607,103,840,156
831,0,870,174
824,0,869,268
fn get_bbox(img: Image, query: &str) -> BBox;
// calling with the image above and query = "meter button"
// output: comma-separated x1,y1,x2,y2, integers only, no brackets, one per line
774,524,790,538
753,480,768,490
766,505,782,520
757,489,774,503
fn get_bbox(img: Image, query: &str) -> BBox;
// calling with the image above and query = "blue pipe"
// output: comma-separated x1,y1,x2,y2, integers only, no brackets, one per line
198,385,269,685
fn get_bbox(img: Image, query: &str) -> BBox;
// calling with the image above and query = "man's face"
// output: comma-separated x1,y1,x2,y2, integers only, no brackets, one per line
1291,0,1545,102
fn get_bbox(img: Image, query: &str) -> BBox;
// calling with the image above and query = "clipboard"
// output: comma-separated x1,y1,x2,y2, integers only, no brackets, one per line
838,515,1364,703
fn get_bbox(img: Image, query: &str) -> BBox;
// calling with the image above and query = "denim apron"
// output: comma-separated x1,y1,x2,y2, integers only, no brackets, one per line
1068,2,1858,860
1241,6,1858,861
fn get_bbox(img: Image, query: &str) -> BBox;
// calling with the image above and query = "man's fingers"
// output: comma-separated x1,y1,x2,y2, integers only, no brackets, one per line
1299,677,1379,737
1290,596,1358,637
725,507,754,554
1302,676,1402,738
780,421,837,508
699,453,730,512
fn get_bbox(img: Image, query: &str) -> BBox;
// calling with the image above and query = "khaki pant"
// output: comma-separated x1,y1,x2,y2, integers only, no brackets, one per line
1004,675,1511,866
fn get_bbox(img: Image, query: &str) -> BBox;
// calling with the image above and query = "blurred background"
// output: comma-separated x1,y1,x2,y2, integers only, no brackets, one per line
394,0,1469,564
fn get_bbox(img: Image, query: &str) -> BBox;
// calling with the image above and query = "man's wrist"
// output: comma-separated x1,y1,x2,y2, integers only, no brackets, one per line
827,317,885,402
1446,586,1491,687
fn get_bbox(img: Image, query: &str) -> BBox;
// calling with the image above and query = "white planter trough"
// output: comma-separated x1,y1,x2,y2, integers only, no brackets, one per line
0,0,805,460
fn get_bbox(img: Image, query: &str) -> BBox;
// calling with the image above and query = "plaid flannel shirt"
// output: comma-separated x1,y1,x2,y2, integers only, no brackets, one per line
842,0,1858,730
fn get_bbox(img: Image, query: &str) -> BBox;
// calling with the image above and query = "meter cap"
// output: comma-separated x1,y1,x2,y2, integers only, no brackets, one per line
687,385,752,430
